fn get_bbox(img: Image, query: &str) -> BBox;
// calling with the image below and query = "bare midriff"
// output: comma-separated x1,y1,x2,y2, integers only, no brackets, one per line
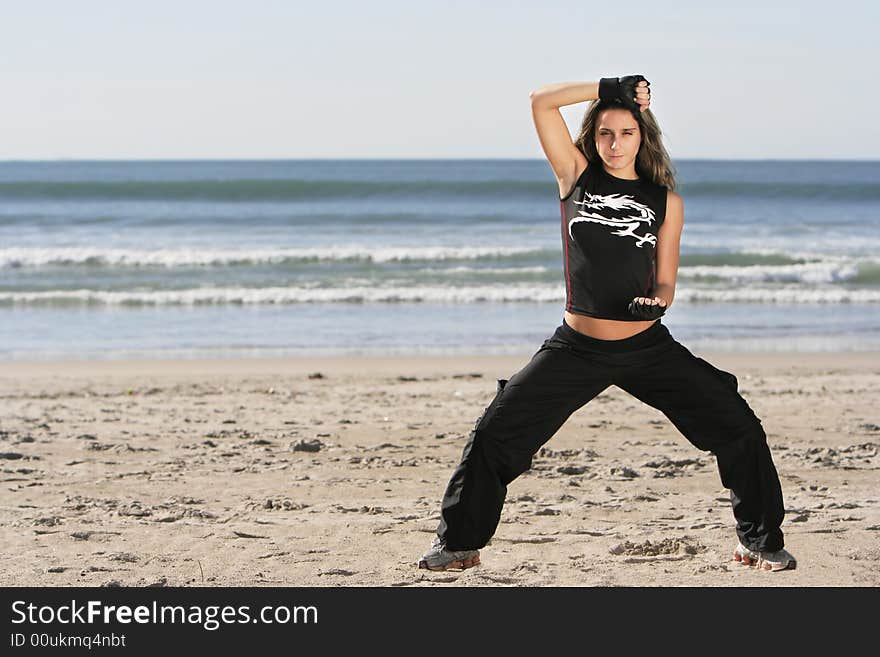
564,310,658,340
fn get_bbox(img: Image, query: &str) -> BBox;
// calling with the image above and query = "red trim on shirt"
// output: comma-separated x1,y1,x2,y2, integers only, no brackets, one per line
560,200,572,311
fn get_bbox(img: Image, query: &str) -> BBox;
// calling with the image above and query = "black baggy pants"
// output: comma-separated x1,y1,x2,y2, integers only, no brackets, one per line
436,318,786,553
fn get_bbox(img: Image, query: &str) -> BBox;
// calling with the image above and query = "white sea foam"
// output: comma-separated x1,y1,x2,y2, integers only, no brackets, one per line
683,234,880,258
0,245,546,268
679,261,861,284
675,286,880,303
2,284,879,306
415,265,550,275
0,285,566,305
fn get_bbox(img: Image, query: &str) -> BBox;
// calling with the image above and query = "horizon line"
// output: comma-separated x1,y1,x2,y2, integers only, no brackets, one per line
0,156,878,163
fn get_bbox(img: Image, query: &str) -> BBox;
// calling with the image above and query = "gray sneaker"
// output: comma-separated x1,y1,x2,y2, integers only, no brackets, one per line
732,542,760,566
418,537,481,571
756,548,797,572
733,543,797,571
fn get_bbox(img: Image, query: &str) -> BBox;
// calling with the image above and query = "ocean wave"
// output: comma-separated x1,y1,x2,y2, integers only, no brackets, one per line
0,245,551,268
6,246,876,275
0,178,552,201
683,236,880,258
675,287,880,303
678,180,880,201
679,261,862,284
415,265,551,275
2,284,879,307
679,252,812,267
1,177,878,202
0,285,564,306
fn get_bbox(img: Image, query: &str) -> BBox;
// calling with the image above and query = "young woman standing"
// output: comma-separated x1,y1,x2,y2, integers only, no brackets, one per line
418,75,796,573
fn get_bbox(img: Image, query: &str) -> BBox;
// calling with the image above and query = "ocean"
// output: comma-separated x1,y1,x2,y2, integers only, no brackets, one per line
1,159,878,360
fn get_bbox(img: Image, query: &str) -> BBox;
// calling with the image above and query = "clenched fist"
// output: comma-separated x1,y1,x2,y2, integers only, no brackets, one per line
628,295,667,320
599,75,651,113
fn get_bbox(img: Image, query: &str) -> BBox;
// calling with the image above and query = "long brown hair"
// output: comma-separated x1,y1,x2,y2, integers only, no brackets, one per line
573,100,677,191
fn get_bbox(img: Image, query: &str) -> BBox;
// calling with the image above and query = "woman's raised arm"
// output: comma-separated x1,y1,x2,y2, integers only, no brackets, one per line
528,82,597,193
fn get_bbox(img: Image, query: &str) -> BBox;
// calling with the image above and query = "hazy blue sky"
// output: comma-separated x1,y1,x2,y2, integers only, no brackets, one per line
2,0,876,159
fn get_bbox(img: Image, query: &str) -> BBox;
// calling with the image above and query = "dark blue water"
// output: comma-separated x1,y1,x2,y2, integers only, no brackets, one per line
1,159,878,359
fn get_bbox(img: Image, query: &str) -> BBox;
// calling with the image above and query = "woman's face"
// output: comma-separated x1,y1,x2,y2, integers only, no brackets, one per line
595,108,642,172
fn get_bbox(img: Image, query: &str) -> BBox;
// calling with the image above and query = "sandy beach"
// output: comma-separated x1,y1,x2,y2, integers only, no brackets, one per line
1,351,878,587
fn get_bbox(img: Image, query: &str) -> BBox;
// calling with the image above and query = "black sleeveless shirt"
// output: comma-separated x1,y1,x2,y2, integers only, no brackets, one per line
558,164,668,320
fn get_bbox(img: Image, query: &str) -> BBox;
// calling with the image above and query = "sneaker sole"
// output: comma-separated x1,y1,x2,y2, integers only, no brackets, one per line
418,553,481,572
757,558,797,572
733,551,797,571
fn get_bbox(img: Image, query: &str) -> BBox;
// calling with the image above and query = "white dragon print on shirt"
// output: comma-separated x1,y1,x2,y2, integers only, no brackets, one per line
569,192,657,248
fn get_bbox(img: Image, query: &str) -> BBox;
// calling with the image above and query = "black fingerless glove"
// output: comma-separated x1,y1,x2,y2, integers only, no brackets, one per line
598,75,649,113
628,298,666,320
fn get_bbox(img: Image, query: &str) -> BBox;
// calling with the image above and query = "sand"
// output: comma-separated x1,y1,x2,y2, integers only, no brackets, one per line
1,351,878,587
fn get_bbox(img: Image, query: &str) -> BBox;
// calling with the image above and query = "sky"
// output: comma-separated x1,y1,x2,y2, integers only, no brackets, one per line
1,0,877,160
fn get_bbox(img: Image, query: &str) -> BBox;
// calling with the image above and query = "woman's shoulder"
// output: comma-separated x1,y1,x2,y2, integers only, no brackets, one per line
646,179,680,204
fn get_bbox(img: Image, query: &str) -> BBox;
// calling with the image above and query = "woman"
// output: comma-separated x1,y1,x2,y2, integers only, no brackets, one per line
418,75,796,573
